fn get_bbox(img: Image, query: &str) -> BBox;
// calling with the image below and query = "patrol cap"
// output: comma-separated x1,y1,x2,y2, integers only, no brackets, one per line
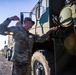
24,17,35,25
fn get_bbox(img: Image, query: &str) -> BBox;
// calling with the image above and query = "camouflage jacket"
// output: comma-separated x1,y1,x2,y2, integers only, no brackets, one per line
0,18,50,63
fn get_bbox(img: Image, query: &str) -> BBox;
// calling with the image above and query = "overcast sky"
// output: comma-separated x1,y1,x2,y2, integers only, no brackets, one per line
0,0,38,49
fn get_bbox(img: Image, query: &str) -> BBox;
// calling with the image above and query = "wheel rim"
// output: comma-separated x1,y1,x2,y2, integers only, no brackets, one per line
33,60,45,75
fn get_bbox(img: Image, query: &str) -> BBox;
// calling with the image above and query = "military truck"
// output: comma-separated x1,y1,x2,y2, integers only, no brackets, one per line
20,0,76,75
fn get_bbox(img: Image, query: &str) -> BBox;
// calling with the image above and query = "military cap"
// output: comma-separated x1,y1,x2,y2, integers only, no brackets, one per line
24,17,35,25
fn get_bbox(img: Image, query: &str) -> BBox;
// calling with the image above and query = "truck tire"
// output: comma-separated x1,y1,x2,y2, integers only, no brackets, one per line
31,50,55,75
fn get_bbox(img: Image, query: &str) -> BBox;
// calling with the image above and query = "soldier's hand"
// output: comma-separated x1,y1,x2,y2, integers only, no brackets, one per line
50,26,58,31
9,16,20,21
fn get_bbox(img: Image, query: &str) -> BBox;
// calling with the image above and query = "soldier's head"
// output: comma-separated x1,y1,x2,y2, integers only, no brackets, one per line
23,17,35,30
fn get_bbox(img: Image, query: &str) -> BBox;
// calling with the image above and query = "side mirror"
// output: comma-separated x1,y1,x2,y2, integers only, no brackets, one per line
20,12,24,25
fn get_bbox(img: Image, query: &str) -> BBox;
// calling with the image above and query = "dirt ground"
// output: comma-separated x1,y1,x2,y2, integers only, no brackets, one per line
0,54,13,75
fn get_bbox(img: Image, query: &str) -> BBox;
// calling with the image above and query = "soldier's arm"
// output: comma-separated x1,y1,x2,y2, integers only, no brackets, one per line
35,26,58,42
0,18,11,35
0,19,17,35
4,26,17,35
34,33,50,43
0,16,19,35
0,18,11,28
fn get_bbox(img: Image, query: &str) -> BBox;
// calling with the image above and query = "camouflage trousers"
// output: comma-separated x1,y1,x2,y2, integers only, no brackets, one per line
12,62,31,75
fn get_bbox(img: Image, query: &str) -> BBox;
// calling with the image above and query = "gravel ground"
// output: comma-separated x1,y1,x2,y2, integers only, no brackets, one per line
0,54,13,75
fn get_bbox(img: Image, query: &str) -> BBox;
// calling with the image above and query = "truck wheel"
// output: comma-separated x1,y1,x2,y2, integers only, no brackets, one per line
31,50,55,75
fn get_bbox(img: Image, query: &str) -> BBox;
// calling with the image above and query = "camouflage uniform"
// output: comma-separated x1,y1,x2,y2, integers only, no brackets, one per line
0,18,50,75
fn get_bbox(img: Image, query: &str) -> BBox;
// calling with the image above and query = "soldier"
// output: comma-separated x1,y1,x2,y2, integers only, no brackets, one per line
0,16,57,75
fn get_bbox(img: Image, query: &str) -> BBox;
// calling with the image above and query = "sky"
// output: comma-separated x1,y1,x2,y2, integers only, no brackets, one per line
0,0,38,49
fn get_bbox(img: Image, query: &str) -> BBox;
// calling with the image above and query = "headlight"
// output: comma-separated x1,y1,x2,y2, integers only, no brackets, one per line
64,33,76,56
